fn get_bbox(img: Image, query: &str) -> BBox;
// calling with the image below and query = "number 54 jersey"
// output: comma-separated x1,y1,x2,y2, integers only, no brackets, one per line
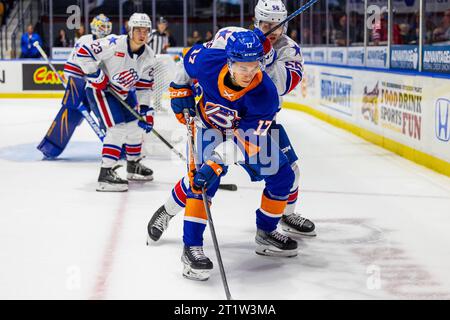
180,44,288,175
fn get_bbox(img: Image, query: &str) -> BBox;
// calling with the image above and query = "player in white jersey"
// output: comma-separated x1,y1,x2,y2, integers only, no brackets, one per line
37,14,112,159
76,13,157,192
147,0,315,242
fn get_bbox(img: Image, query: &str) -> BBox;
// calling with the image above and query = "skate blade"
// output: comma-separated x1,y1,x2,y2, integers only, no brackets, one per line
127,173,154,182
182,264,210,281
280,225,317,237
96,182,128,192
255,245,298,258
146,229,162,243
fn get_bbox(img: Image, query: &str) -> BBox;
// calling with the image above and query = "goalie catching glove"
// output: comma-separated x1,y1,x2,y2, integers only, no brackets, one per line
137,105,154,133
169,82,196,124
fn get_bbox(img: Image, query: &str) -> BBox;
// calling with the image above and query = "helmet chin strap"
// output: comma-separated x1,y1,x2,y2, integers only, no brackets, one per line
227,60,237,82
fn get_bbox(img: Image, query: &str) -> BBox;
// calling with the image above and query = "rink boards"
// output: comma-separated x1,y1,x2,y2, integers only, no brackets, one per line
0,59,449,176
283,63,450,177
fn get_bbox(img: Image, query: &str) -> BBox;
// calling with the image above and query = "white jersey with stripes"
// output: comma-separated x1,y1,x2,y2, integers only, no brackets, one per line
75,34,156,107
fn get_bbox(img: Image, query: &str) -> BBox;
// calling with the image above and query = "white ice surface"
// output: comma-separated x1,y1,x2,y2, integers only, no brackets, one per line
0,99,449,300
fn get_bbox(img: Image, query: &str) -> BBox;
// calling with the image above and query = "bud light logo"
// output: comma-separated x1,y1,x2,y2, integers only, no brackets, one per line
435,98,450,142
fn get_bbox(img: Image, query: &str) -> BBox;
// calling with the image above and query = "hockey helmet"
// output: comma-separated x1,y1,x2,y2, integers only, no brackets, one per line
254,0,288,33
128,13,152,37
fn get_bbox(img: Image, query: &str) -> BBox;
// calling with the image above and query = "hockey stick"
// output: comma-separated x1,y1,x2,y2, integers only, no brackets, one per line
107,88,188,161
183,109,233,301
264,0,320,36
108,88,238,191
33,41,106,141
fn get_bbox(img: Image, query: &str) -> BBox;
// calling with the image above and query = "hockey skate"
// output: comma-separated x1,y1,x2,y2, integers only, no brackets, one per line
147,205,173,243
181,246,213,281
280,213,316,237
255,229,298,257
96,165,128,192
127,157,154,181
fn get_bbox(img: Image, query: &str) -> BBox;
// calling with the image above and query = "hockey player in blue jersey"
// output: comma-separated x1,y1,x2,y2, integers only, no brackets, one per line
37,14,112,159
148,0,315,244
148,30,298,281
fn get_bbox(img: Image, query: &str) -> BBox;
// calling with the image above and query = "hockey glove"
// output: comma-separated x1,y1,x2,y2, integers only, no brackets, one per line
137,105,154,133
253,28,277,67
86,69,109,91
191,160,224,192
169,82,196,125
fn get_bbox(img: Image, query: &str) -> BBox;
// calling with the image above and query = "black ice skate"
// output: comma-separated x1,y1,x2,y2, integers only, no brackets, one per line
255,229,298,257
127,157,154,181
147,205,173,243
181,246,213,281
280,213,316,237
96,165,128,192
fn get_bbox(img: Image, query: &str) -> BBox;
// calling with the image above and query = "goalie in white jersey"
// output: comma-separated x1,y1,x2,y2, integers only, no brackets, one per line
76,13,157,192
147,0,316,242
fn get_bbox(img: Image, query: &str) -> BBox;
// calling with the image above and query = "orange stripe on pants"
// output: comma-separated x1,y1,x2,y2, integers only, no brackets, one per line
261,194,287,215
185,198,207,220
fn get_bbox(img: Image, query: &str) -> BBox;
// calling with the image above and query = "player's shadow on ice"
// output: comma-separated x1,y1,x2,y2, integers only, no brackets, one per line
0,141,102,162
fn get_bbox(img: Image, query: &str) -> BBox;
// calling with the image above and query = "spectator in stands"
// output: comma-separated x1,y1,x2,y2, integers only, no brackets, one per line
74,25,85,43
54,29,70,47
432,10,450,43
331,13,348,46
371,14,388,45
0,1,5,26
188,30,203,46
204,30,213,42
289,29,300,44
20,24,42,58
349,11,364,44
121,19,129,35
301,26,312,44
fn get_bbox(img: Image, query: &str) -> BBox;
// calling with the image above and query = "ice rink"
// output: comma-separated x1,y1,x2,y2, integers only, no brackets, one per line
1,98,450,300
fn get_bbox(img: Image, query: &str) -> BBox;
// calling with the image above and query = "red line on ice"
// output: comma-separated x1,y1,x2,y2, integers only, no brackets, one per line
89,192,129,300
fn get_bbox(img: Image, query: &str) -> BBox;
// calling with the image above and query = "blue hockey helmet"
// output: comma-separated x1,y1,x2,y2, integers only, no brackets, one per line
225,30,265,65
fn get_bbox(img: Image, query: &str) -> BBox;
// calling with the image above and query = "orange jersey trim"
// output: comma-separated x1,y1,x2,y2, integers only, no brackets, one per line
234,130,261,158
217,64,263,102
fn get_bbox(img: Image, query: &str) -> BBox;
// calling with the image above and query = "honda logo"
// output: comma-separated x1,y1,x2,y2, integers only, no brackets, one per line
435,98,450,142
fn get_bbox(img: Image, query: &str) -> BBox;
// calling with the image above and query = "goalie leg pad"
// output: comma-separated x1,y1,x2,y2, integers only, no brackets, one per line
37,76,88,158
37,105,85,158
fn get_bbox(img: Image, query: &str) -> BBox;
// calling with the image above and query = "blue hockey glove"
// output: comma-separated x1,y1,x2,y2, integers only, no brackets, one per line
137,105,154,133
169,82,196,124
190,159,224,192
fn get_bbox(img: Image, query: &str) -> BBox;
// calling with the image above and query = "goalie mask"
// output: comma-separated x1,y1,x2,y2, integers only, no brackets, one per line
90,14,112,39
